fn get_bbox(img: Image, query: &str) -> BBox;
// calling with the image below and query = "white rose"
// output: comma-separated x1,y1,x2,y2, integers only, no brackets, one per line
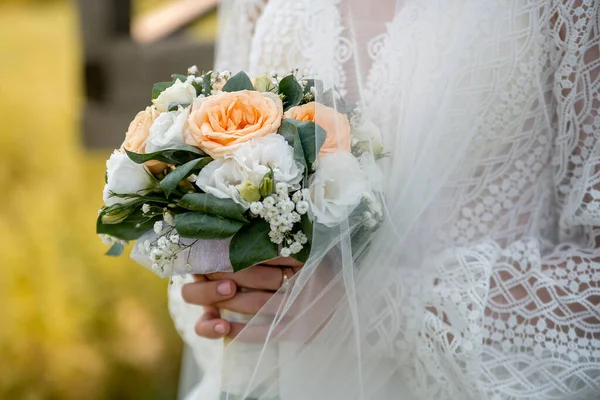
233,134,304,188
195,159,247,207
146,106,189,153
308,152,368,227
152,79,197,112
102,150,155,207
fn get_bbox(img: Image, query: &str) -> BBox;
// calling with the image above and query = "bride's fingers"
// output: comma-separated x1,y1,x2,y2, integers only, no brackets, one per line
217,291,276,315
262,257,304,268
208,266,289,291
195,312,231,339
182,279,237,306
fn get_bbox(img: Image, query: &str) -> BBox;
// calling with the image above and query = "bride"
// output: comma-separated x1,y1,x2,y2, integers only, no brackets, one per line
168,0,600,399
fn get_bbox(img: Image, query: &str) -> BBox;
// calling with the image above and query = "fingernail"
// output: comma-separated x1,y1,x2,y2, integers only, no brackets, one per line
215,323,227,334
217,281,231,295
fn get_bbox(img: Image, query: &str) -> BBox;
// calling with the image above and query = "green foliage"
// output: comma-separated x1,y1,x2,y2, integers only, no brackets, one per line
178,193,248,222
222,71,254,92
229,219,278,272
125,146,207,166
105,242,125,257
202,71,213,95
97,208,160,241
278,119,327,175
253,75,278,93
278,75,303,110
159,157,211,197
174,212,245,239
167,102,190,112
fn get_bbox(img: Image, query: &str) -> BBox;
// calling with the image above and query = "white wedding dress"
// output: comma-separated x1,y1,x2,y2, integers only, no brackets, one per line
169,0,600,399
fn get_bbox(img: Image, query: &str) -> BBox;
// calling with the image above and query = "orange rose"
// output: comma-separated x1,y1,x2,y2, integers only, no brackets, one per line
121,106,166,174
184,90,283,158
284,102,351,155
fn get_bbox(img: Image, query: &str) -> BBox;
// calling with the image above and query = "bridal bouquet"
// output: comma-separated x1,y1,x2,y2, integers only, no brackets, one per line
97,67,384,276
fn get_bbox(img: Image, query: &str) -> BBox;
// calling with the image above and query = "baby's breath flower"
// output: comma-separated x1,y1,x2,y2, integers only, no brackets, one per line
250,202,264,215
264,196,276,208
188,65,198,75
296,201,309,215
157,236,168,248
276,182,288,194
290,242,303,254
153,220,163,234
292,191,303,203
293,231,308,245
169,234,180,244
142,203,151,214
281,247,292,257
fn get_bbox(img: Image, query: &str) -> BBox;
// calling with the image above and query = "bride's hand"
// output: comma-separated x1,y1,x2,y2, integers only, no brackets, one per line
181,257,303,339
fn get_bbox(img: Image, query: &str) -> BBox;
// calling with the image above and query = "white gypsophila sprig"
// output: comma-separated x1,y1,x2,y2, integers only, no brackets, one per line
142,226,186,275
187,65,198,75
251,185,310,257
153,220,163,235
362,191,384,229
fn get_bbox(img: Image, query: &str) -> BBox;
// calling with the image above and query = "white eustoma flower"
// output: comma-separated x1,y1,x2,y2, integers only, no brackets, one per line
233,134,304,189
308,152,368,227
196,159,247,207
196,135,304,209
102,150,155,207
152,79,197,112
146,106,189,153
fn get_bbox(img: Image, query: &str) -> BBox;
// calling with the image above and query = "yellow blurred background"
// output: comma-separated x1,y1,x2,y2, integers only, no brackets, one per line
0,0,215,398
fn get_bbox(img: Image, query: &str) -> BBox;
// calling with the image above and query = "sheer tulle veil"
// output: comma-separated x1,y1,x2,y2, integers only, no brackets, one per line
172,0,600,399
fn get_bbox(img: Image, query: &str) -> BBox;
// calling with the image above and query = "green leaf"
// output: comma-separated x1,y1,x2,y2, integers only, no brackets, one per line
160,157,212,197
277,119,298,146
178,193,248,222
222,71,254,92
291,214,313,263
278,75,303,110
106,242,125,257
287,120,327,172
152,81,173,100
174,212,245,239
253,75,278,93
97,208,159,241
125,145,207,165
168,102,190,112
229,219,278,272
100,203,136,225
202,71,213,95
172,74,187,82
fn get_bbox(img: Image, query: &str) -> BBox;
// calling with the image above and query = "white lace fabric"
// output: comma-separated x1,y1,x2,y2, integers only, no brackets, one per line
170,0,600,399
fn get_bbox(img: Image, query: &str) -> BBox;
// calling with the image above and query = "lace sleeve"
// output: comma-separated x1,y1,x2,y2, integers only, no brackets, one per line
393,4,600,398
480,2,600,397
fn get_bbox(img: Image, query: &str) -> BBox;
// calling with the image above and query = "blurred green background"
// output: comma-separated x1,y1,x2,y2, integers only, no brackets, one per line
0,0,216,398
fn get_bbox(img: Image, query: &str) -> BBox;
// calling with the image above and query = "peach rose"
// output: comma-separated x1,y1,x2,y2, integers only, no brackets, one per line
184,90,283,158
121,106,166,174
284,102,351,155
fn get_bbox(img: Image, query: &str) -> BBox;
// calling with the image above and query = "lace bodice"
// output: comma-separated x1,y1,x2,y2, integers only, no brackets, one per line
170,1,600,399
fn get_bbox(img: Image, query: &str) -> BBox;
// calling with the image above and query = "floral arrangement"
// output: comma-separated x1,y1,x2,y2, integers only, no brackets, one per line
97,67,383,275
